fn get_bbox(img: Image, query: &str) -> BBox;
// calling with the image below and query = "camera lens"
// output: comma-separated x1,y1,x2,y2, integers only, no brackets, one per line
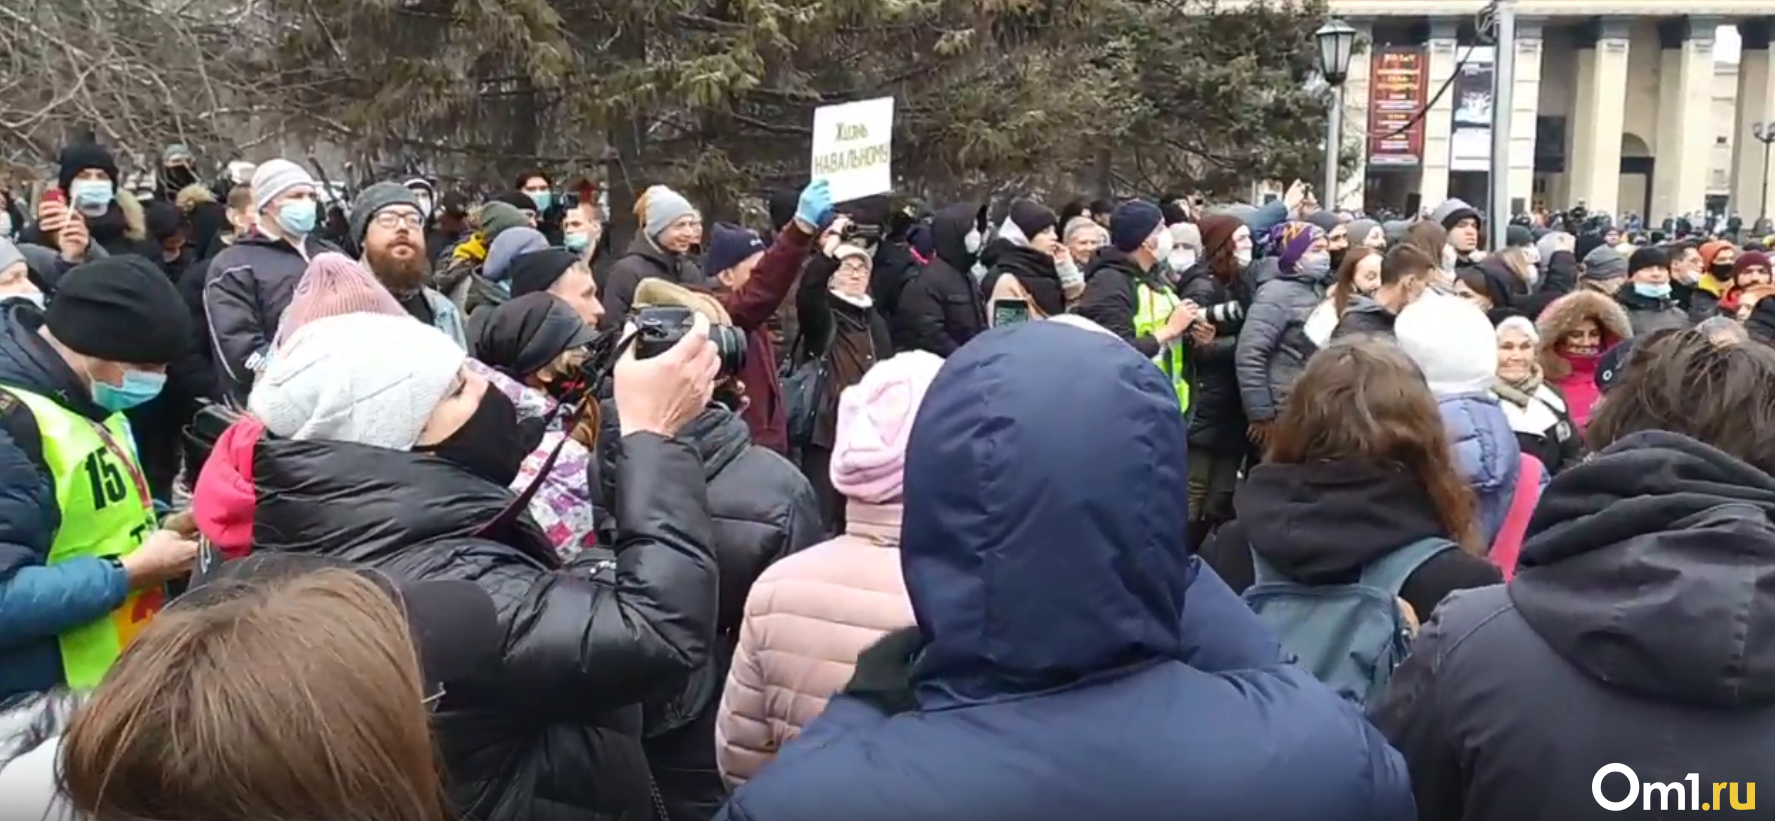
708,326,747,377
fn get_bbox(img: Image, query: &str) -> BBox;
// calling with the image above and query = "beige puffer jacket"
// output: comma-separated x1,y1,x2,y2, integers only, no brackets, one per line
714,501,914,787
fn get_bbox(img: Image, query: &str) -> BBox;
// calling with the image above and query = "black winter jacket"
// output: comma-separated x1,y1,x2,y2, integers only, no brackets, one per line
1615,286,1691,336
202,230,336,404
1234,267,1324,422
1370,432,1775,821
1520,250,1580,322
1200,460,1501,624
1329,295,1396,341
588,406,821,821
895,202,984,356
601,236,705,332
977,239,1068,318
1175,265,1244,455
1074,248,1166,359
243,434,719,821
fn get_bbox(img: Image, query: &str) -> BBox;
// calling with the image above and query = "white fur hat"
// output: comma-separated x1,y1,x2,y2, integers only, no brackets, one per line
249,313,466,450
1395,292,1498,397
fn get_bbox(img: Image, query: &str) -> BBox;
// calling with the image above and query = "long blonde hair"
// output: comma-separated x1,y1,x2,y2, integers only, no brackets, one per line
61,569,449,821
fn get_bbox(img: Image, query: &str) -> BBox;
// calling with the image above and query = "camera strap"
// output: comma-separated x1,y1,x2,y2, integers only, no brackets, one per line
473,330,636,553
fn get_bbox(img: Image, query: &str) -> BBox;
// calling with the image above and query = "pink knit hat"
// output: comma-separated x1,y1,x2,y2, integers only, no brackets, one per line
830,351,945,504
274,252,406,350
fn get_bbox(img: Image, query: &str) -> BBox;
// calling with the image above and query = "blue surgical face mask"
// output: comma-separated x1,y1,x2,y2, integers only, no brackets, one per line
1633,281,1672,299
70,180,114,214
276,200,317,235
563,232,591,253
91,369,166,412
527,191,553,212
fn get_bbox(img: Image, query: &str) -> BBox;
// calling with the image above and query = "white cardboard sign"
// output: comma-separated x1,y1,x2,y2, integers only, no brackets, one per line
809,97,895,202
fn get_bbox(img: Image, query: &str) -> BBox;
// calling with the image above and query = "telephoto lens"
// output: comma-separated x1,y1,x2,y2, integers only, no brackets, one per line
633,306,747,377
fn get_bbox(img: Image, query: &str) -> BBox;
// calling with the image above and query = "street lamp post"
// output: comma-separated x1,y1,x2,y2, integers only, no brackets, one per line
1315,19,1358,209
1754,121,1775,222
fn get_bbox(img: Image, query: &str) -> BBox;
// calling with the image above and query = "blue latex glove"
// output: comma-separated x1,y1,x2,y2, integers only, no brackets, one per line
795,179,834,230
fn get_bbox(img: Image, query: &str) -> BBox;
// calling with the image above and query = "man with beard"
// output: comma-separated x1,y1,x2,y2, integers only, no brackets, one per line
349,182,467,348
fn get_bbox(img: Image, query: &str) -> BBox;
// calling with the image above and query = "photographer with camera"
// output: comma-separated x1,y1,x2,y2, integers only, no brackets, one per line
190,310,724,821
795,221,895,531
591,280,821,821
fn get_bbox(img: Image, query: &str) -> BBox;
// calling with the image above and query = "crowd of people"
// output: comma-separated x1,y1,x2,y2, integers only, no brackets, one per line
0,137,1773,821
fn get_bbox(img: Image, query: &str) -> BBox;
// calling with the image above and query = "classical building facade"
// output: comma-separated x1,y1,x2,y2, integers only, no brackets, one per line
1329,1,1774,224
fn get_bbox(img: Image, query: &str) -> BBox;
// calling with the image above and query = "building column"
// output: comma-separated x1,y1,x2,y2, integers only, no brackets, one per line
1731,20,1775,219
1652,17,1717,222
1418,19,1459,211
1335,21,1374,211
1568,18,1632,215
1505,18,1546,217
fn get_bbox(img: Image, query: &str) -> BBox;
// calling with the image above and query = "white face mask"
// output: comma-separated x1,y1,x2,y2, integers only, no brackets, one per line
964,227,982,254
0,212,11,237
970,261,988,282
1168,249,1197,271
1234,248,1253,266
1149,229,1174,260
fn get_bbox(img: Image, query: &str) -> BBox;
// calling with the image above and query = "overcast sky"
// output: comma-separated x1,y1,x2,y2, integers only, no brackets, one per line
1717,24,1741,63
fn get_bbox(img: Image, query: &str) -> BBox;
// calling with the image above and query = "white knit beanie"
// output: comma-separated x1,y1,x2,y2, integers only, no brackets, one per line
1395,292,1498,397
251,159,316,215
249,313,466,450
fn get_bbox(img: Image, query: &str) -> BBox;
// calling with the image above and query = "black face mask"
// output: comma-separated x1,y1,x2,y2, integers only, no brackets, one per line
1329,247,1347,271
415,388,525,487
1713,263,1736,279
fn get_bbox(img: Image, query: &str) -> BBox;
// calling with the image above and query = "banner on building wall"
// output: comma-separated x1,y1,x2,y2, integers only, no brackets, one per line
1449,46,1496,173
1367,47,1428,167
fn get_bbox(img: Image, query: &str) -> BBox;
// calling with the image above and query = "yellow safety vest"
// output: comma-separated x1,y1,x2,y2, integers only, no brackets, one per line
1131,283,1190,411
2,387,162,689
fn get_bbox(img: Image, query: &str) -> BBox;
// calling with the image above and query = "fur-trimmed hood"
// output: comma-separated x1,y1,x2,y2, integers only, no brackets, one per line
175,182,216,214
1535,290,1632,379
115,188,146,241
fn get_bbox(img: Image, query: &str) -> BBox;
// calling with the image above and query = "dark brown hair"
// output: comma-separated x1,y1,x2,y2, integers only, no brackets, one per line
1268,338,1483,553
1381,243,1438,285
1455,268,1496,304
1400,221,1448,264
1197,214,1246,283
1331,246,1380,315
1587,329,1775,474
62,569,449,821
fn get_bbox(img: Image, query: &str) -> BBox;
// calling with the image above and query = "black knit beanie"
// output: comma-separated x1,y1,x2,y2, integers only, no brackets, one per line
47,257,192,364
57,142,119,194
1009,199,1057,240
507,248,582,298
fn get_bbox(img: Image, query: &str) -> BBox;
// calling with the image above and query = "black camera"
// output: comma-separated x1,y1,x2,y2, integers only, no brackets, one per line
839,221,883,245
633,306,747,377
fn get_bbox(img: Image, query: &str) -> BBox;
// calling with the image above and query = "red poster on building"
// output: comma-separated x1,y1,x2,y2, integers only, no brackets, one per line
1368,47,1428,167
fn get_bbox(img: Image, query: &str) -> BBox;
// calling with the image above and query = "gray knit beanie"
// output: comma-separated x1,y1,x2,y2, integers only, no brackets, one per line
250,159,316,215
483,227,549,282
349,182,423,243
643,187,698,241
1581,244,1629,281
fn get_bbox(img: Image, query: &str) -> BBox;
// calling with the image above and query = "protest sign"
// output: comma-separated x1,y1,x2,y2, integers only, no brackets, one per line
810,97,894,202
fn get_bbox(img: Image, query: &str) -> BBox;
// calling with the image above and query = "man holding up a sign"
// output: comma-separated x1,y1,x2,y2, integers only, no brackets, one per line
0,257,201,699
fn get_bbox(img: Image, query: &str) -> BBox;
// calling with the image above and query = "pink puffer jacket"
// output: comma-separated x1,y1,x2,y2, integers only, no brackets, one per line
714,501,914,787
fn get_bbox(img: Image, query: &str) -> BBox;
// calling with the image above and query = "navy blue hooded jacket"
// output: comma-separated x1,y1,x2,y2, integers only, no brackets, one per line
715,321,1413,821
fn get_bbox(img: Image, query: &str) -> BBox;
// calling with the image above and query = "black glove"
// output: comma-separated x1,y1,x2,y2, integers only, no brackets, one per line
842,627,923,716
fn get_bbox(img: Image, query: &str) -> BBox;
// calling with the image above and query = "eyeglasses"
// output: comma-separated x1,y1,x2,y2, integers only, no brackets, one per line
374,211,424,230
